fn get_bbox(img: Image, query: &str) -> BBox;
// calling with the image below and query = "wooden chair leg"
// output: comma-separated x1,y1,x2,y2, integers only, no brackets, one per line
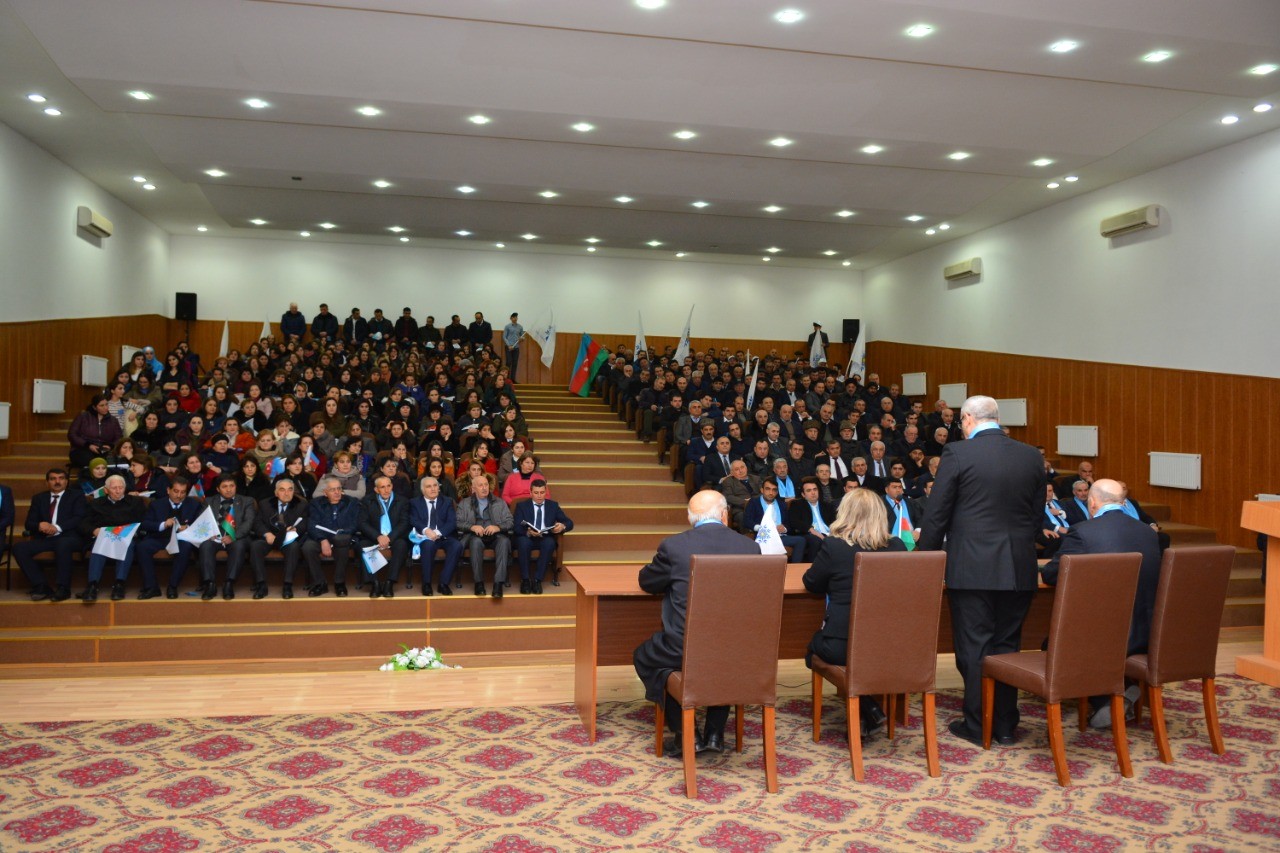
1132,681,1145,724
1203,677,1225,754
682,708,697,799
886,693,897,740
923,692,940,778
981,676,995,749
763,705,778,794
1149,685,1173,764
847,696,864,781
654,702,665,757
811,672,823,742
735,705,744,753
1077,697,1088,732
1111,694,1133,778
896,693,908,725
1047,702,1071,786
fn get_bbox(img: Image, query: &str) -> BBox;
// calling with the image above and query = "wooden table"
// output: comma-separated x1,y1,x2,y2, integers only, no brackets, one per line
567,563,1055,742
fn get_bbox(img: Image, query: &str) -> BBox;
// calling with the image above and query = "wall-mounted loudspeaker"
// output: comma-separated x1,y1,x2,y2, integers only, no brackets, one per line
175,292,198,322
842,319,860,344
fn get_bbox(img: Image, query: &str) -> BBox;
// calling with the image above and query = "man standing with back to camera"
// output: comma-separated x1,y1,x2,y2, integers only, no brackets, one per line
919,395,1043,747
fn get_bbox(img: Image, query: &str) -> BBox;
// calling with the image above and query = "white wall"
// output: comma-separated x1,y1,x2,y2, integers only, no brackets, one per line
0,122,170,320
168,236,863,341
863,128,1280,379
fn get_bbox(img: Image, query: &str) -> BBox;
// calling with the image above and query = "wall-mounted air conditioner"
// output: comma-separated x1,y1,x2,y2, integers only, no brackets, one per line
1100,205,1158,238
943,258,982,281
77,206,113,238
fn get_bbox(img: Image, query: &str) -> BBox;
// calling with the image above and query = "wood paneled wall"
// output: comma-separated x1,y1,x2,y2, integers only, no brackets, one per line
867,340,1279,549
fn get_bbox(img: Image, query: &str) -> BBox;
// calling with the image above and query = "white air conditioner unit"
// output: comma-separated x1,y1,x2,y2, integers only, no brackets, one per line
77,206,114,238
943,258,982,281
1100,205,1158,238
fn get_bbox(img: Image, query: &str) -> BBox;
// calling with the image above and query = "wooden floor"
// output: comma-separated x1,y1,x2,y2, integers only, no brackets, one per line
0,629,1262,724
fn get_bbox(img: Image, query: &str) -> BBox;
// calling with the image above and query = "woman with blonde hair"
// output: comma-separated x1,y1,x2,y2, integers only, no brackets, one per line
802,488,905,740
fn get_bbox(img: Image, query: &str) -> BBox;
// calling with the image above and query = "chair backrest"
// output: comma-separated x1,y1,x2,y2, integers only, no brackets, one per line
1044,553,1141,703
680,553,788,707
845,550,947,695
1147,545,1236,683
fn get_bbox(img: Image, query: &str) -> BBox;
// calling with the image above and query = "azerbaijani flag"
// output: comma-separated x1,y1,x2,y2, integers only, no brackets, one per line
567,334,609,397
190,480,205,499
92,523,140,560
267,457,285,478
896,509,917,551
220,504,237,542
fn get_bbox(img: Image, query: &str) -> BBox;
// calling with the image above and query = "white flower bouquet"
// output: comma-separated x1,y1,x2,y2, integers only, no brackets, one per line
378,644,460,672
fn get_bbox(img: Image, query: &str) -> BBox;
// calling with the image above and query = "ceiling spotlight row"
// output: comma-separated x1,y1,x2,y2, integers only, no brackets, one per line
1220,103,1273,125
25,92,62,116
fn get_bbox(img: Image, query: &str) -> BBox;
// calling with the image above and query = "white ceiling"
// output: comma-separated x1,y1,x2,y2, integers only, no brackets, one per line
2,0,1278,267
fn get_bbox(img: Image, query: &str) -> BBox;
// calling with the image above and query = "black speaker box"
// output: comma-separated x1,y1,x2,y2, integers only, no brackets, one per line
175,292,198,321
841,318,860,344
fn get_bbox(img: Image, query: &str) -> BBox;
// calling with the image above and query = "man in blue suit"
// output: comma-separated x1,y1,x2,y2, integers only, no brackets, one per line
741,478,806,562
512,479,574,594
407,476,464,596
14,470,88,601
133,476,205,600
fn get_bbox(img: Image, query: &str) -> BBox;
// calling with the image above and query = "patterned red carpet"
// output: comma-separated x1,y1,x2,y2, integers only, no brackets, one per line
1,676,1277,852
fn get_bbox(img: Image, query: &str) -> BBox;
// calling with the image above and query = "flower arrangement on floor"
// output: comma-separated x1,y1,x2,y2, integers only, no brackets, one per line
379,645,460,671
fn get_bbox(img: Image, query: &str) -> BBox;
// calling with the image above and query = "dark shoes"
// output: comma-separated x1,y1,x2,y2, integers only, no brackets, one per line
165,587,178,600
519,580,531,595
282,583,294,600
200,582,216,601
382,582,394,598
78,582,99,603
474,583,486,597
309,584,329,597
492,584,503,599
222,582,235,600
437,583,452,596
252,583,268,600
137,587,161,600
370,583,382,599
29,586,52,602
532,580,543,595
423,582,433,596
334,583,348,597
110,581,126,601
947,719,1015,747
51,586,71,602
698,731,726,754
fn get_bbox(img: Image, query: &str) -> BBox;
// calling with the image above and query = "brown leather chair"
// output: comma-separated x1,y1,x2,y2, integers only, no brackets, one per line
810,551,947,781
1127,545,1235,763
654,553,788,799
981,553,1141,786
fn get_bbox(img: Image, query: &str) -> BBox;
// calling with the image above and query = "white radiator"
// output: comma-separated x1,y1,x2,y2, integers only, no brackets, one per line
996,398,1028,427
938,382,968,407
0,402,10,440
1056,425,1098,457
81,355,108,387
901,372,927,397
121,345,142,367
33,379,66,414
1149,452,1201,490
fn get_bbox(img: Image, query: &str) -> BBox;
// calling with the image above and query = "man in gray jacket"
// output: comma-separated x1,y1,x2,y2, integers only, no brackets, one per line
456,475,513,599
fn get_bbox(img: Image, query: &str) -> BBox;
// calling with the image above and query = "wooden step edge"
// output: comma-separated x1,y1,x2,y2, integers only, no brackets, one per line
0,620,577,641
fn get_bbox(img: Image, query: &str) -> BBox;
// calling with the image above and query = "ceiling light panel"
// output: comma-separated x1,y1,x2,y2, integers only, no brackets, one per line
769,137,794,147
774,9,805,24
26,93,46,103
571,122,595,132
947,151,971,160
904,24,933,38
356,105,382,116
1048,40,1079,53
673,130,698,140
244,98,269,109
1142,50,1173,63
468,114,492,125
127,90,153,100
1248,63,1277,75
860,144,884,154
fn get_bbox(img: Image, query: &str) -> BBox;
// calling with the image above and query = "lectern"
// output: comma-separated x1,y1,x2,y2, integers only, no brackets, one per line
1237,502,1280,686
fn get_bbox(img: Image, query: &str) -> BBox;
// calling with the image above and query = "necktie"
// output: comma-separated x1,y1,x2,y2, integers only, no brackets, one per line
380,498,392,535
426,500,435,530
50,493,60,526
810,503,830,535
535,504,543,531
279,502,287,518
721,454,730,472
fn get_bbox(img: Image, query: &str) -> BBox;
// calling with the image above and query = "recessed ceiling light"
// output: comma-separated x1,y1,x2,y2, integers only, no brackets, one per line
1048,40,1079,53
1142,50,1173,63
947,151,971,160
938,223,951,231
495,242,505,248
318,222,337,229
300,231,311,237
1248,63,1278,76
43,107,61,116
1047,182,1060,189
774,9,805,24
904,23,934,38
763,205,783,213
860,144,884,154
457,185,477,194
399,237,409,243
572,122,595,132
1255,103,1273,113
388,226,405,233
905,214,924,222
196,226,208,232
1220,114,1240,125
244,98,269,109
647,240,663,247
455,230,472,237
204,168,226,177
925,228,937,235
26,93,46,103
587,247,597,252
762,257,771,262
356,105,382,116
539,190,560,198
250,219,267,225
127,90,153,101
1032,158,1054,167
132,176,147,183
635,0,666,8
675,252,686,258
615,195,634,203
142,183,156,190
673,130,698,140
372,179,392,188
769,136,794,147
585,237,601,244
842,260,852,266
521,233,538,241
835,210,855,218
766,247,782,253
822,250,838,256
468,114,491,125
691,201,710,208
1064,175,1079,182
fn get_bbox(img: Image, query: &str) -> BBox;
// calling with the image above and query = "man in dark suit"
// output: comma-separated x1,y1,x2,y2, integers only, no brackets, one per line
303,475,362,597
634,491,762,758
787,477,838,558
699,435,737,488
13,469,86,602
1041,478,1163,727
848,456,884,494
919,395,1044,747
250,478,309,599
1061,479,1092,526
198,474,258,600
77,474,147,603
512,479,574,594
408,477,464,596
133,476,204,600
359,475,410,598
